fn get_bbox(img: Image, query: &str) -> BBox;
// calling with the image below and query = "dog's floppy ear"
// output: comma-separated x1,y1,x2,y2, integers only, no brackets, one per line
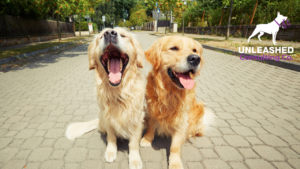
87,36,99,70
132,38,144,68
145,37,163,70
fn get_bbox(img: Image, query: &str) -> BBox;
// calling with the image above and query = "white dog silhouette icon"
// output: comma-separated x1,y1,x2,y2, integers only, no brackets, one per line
248,12,288,45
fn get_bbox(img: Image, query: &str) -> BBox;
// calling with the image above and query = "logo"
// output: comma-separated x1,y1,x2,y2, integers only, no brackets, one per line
248,12,290,45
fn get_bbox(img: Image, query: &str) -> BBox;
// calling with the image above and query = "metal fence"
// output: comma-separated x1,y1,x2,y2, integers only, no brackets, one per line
0,15,74,38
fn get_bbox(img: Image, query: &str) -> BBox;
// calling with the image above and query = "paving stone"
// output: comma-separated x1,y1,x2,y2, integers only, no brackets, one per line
277,148,300,158
0,148,19,162
41,139,55,147
199,149,218,158
251,127,269,134
0,138,13,149
8,139,23,148
223,135,250,147
38,122,56,130
263,126,291,136
253,146,285,161
140,147,162,161
272,162,293,169
226,120,241,126
120,160,129,169
40,160,64,169
87,137,106,149
217,113,236,119
65,163,79,169
245,137,263,145
28,147,53,162
81,160,103,169
182,146,202,161
219,128,236,135
214,119,230,127
238,148,259,158
205,128,222,137
229,162,248,169
288,159,300,169
15,129,36,139
14,150,31,160
187,162,203,169
291,145,300,154
188,137,213,148
21,137,44,149
215,146,243,161
44,129,64,139
244,112,266,119
231,126,256,136
65,148,88,162
210,138,227,146
2,160,26,169
54,138,73,149
26,163,41,169
30,115,48,123
50,150,66,159
258,135,288,147
246,159,275,169
146,162,161,169
237,119,261,127
202,159,231,169
88,149,102,159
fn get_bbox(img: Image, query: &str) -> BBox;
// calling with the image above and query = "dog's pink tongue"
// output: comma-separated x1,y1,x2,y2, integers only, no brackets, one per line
108,58,121,83
177,73,194,89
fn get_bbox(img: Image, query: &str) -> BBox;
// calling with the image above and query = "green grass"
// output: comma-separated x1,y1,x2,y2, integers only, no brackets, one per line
0,37,89,60
193,38,225,42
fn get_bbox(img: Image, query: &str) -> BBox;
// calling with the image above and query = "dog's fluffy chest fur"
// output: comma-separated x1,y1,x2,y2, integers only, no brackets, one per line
146,74,192,136
95,71,146,139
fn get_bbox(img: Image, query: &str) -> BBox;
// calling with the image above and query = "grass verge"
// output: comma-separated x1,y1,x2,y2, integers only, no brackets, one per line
0,36,90,60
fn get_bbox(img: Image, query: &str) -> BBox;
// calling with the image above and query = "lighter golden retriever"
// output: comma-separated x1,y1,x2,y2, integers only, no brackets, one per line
65,28,145,169
140,36,215,169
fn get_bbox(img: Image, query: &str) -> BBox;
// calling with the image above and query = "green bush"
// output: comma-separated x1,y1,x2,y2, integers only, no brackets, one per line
75,21,98,32
75,21,88,31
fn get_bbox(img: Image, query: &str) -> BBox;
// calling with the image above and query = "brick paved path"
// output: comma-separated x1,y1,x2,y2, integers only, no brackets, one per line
0,31,300,169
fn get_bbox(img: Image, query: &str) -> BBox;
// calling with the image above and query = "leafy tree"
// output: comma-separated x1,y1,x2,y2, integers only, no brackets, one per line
129,2,149,26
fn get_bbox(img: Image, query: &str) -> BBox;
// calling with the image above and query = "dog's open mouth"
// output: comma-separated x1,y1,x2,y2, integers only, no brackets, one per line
167,68,195,89
100,45,129,86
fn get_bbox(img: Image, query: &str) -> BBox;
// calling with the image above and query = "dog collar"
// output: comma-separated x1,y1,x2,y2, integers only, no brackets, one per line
274,19,281,26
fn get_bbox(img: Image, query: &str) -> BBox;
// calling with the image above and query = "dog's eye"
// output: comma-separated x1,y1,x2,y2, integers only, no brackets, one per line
121,35,126,38
170,46,178,51
193,49,197,52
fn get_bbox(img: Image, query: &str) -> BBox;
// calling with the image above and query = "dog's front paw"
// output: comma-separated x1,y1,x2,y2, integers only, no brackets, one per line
140,137,152,147
105,150,117,162
129,158,143,169
169,161,183,169
169,155,183,169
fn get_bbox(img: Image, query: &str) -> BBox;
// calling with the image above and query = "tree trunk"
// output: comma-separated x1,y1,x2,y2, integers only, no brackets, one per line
201,10,205,27
226,0,233,40
79,15,81,37
250,0,258,25
219,8,224,26
56,14,61,41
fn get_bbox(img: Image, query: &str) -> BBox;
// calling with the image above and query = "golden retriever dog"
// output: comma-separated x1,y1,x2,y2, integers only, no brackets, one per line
65,28,145,169
140,36,215,169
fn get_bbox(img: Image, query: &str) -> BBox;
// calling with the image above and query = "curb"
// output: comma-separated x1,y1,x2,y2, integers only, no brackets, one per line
0,38,91,65
149,33,300,72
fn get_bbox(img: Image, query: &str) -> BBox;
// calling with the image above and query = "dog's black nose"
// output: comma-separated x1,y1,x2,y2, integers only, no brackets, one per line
104,30,118,38
187,55,201,66
104,30,118,44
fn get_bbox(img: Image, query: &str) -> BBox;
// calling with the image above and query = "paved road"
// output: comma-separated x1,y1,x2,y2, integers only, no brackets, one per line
0,31,300,169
